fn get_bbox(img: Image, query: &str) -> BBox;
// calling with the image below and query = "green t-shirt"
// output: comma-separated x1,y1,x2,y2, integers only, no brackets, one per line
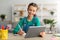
13,16,41,34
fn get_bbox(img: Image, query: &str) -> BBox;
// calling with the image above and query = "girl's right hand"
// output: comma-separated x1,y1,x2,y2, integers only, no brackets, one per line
18,29,25,35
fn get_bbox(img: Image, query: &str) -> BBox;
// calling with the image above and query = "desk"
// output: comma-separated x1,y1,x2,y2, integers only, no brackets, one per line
8,33,60,40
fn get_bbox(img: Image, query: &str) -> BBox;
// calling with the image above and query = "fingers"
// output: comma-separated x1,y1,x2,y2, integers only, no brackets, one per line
40,32,46,37
18,30,25,35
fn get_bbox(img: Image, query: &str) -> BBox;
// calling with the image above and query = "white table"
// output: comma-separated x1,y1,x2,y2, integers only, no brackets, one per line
8,33,60,40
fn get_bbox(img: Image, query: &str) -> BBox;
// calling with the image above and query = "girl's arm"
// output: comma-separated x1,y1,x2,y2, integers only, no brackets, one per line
13,19,24,34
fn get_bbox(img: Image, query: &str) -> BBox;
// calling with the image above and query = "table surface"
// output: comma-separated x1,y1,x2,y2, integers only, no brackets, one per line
8,33,60,40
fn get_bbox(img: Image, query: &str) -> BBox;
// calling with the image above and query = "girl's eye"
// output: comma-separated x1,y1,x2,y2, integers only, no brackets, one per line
29,9,35,12
29,9,32,11
33,10,35,12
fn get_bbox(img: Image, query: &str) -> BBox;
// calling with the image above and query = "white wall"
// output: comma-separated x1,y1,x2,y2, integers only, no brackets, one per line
56,0,60,33
1,0,60,32
0,0,56,21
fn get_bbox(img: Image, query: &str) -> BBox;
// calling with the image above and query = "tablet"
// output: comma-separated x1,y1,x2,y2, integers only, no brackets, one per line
25,26,46,38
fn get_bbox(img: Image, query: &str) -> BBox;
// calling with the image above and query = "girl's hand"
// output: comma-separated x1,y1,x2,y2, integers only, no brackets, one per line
40,32,46,37
18,29,25,35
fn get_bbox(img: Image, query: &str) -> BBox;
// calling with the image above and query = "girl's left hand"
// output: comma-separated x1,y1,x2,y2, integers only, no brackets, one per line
40,32,46,37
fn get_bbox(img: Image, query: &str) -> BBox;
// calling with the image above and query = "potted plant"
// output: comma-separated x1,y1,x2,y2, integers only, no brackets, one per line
43,19,56,31
50,11,54,15
0,14,6,21
43,19,50,24
49,19,56,31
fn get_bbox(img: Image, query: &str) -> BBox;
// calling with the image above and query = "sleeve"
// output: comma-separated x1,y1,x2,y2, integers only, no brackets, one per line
35,17,41,26
13,19,24,34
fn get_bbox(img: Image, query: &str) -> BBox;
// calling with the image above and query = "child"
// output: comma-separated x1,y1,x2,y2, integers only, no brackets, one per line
13,3,45,37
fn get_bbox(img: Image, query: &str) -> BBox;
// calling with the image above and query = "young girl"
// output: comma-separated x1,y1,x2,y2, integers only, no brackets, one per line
13,3,45,37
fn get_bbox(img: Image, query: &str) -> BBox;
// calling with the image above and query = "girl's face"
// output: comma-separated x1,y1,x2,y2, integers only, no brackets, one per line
28,6,37,17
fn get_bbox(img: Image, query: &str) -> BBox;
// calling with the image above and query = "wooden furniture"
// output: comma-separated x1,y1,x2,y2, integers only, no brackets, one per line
8,33,60,40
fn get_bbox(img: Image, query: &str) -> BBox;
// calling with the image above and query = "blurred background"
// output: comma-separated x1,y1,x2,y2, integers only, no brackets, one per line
0,0,60,33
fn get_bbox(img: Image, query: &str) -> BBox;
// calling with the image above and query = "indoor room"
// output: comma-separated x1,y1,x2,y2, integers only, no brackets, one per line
0,0,60,40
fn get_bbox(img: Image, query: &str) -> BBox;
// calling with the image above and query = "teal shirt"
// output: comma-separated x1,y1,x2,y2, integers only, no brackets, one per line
13,16,41,34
